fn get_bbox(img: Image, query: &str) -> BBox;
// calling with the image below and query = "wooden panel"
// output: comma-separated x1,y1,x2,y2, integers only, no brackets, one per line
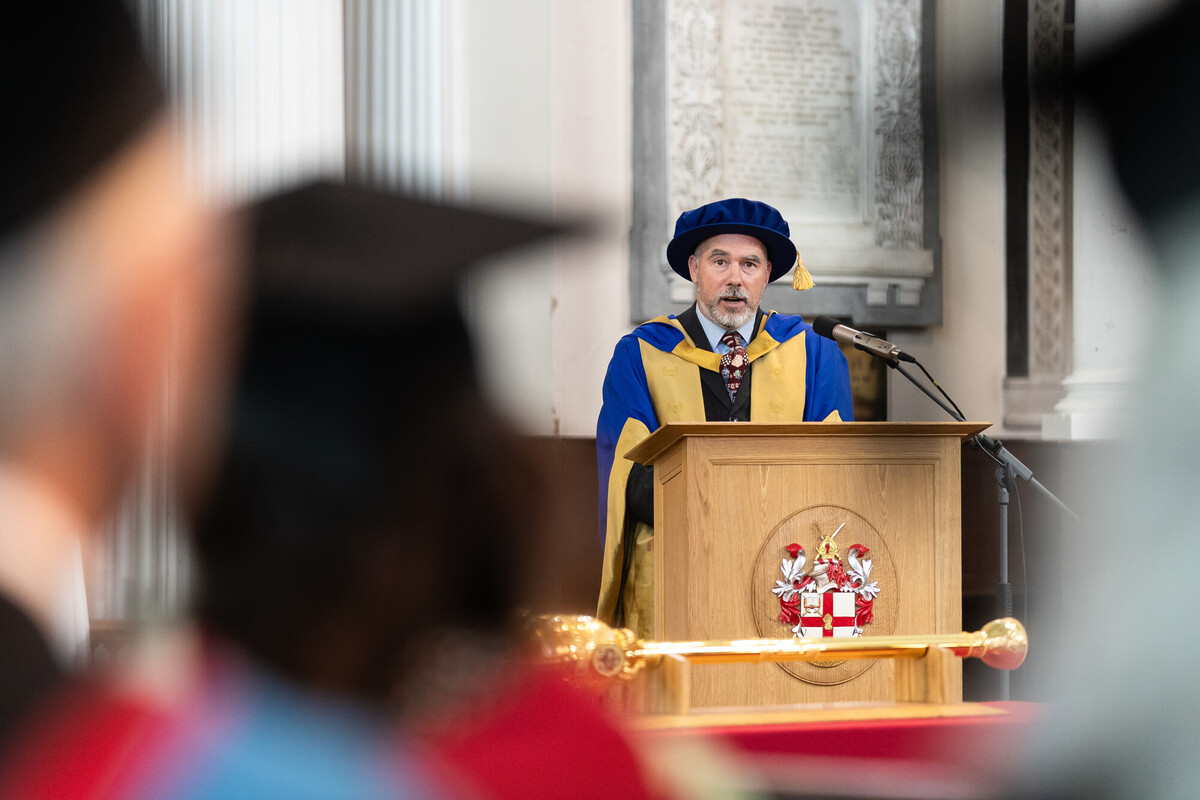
656,447,688,639
895,646,956,704
647,424,969,709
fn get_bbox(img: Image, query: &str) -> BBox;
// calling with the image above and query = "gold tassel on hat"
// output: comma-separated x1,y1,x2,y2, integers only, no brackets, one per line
791,253,814,291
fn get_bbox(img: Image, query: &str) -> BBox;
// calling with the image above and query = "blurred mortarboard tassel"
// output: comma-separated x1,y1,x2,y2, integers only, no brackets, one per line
1074,2,1200,227
0,0,164,241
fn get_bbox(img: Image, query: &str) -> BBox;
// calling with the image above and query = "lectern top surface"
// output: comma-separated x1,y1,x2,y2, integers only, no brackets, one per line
624,421,991,465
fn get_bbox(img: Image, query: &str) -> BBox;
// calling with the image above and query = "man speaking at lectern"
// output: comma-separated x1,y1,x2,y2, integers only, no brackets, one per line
596,198,853,634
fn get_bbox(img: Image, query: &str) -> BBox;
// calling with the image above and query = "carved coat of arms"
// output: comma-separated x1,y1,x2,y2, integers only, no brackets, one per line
771,522,881,639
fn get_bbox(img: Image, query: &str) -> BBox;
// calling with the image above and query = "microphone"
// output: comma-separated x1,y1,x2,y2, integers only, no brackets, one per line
811,316,915,363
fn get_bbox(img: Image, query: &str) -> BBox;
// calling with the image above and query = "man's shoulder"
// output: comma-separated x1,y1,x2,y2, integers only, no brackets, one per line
617,315,687,353
760,310,813,343
760,312,848,369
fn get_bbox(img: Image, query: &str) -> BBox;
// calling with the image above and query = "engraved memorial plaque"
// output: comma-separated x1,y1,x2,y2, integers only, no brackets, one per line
721,1,864,224
635,0,938,326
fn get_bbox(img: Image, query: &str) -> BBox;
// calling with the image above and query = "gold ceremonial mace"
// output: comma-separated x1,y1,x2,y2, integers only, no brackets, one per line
526,615,1028,694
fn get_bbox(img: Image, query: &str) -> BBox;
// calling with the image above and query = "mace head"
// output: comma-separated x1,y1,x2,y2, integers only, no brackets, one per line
523,614,640,692
980,617,1028,670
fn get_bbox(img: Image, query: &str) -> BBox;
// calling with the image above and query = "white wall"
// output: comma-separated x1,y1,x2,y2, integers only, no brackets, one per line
458,0,556,433
547,2,634,436
889,1,1007,430
459,0,632,436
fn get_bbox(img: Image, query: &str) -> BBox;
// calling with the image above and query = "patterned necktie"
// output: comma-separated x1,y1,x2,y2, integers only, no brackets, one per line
720,331,748,399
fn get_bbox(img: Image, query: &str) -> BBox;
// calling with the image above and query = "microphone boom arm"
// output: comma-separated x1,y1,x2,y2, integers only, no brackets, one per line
891,361,965,422
891,362,1079,521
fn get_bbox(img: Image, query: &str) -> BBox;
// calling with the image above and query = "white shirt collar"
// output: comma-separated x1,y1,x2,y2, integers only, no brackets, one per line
0,464,92,665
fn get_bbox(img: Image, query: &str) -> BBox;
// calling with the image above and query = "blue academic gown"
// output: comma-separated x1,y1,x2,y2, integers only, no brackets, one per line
595,305,853,633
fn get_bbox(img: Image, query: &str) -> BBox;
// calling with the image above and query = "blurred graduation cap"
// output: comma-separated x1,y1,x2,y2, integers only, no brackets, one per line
1,0,164,241
232,179,566,488
250,180,563,316
193,181,568,685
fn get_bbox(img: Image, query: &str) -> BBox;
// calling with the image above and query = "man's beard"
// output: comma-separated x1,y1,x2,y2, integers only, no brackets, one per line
699,288,756,330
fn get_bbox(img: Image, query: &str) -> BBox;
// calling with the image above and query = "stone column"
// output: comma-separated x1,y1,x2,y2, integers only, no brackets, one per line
99,0,346,623
1040,0,1158,440
344,0,455,197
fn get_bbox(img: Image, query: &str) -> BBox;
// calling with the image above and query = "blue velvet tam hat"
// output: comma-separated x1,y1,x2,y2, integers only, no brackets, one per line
665,198,800,284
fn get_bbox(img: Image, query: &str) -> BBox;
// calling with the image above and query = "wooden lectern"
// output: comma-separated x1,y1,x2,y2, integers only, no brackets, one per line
623,421,988,710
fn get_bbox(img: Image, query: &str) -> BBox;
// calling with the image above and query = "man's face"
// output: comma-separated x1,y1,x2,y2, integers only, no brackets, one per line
688,233,771,330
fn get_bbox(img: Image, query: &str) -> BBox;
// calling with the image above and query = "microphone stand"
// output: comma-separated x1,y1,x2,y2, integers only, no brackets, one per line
887,359,1078,701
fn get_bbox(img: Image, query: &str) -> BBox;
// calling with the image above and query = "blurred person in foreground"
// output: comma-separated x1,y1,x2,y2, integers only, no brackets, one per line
0,181,691,799
0,0,232,745
1007,3,1200,799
